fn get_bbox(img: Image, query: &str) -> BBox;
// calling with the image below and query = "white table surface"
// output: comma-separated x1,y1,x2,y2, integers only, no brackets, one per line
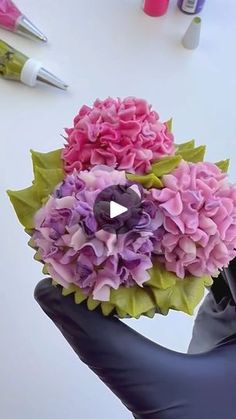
1,1,236,418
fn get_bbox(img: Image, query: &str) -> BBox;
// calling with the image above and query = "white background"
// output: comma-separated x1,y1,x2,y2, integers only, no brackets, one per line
1,0,236,418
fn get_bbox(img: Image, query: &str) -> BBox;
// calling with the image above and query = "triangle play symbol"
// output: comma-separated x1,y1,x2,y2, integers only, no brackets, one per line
110,201,128,219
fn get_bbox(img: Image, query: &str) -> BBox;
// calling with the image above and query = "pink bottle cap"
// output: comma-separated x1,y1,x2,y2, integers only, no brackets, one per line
143,0,169,17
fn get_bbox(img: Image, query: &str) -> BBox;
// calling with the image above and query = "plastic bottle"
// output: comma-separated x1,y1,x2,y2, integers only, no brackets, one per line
178,0,206,14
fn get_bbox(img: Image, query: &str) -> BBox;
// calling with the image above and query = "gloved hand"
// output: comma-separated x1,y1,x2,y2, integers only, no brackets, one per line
189,258,236,354
35,278,236,419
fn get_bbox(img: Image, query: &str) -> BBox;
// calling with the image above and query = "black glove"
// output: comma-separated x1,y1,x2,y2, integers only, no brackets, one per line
189,258,236,354
35,278,236,419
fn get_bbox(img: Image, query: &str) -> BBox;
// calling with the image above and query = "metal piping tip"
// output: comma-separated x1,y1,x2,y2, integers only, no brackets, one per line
37,67,68,90
16,15,48,42
182,17,202,50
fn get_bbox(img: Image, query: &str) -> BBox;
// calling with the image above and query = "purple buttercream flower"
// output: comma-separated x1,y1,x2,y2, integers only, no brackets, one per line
55,175,85,198
33,165,162,301
76,262,94,287
82,213,97,236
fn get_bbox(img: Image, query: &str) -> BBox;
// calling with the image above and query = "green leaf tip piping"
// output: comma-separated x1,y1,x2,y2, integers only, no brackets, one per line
215,159,230,173
34,166,64,201
151,155,182,177
165,118,173,132
8,149,64,229
176,145,206,163
127,173,163,189
54,262,212,318
30,149,63,174
7,185,42,229
176,140,195,152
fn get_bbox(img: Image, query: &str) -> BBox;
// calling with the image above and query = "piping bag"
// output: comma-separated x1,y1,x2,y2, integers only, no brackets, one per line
0,0,47,42
0,39,68,89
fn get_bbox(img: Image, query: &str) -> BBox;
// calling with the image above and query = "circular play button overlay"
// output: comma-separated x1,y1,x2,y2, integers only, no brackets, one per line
93,185,143,234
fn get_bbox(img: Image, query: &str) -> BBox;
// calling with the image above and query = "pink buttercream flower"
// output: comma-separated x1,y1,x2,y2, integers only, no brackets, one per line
33,166,163,301
151,161,236,278
62,97,175,175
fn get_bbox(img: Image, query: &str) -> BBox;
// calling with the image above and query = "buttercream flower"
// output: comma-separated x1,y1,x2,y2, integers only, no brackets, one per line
33,166,163,301
151,161,236,278
8,95,236,318
62,97,175,175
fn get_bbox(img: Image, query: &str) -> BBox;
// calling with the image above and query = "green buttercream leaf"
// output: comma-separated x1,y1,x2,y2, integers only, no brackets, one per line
55,264,212,318
204,276,213,287
59,268,212,318
25,228,33,236
42,264,49,275
8,150,64,230
110,286,155,318
151,275,211,315
176,140,195,152
116,307,128,318
101,302,115,316
7,186,42,229
28,237,36,249
147,262,177,289
33,250,42,262
215,159,230,173
74,289,87,304
151,155,182,177
149,288,170,315
31,149,63,175
87,296,100,310
127,173,163,189
173,276,211,315
34,166,64,201
177,145,206,163
62,285,77,296
165,118,173,132
144,308,156,318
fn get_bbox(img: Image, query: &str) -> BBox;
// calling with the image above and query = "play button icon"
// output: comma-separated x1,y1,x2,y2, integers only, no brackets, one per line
93,184,143,234
110,201,128,219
